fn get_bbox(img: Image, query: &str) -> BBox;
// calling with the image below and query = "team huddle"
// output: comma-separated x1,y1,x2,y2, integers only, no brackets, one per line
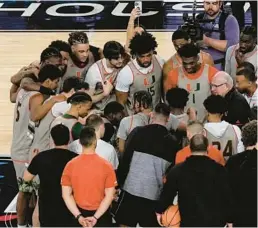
9,1,257,227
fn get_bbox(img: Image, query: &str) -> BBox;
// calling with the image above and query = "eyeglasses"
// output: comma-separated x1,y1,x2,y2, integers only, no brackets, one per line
210,83,226,89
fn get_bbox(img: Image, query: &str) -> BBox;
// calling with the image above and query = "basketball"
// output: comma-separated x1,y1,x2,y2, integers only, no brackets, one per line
161,205,181,227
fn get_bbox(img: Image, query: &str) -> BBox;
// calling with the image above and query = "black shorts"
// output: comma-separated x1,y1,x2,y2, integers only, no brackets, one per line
112,190,160,227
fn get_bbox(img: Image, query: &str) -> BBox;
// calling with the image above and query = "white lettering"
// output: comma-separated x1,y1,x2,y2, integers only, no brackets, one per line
112,2,158,17
46,3,104,17
0,3,41,17
167,3,203,17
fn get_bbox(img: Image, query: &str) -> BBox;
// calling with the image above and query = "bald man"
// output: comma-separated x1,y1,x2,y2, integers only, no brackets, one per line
211,71,255,127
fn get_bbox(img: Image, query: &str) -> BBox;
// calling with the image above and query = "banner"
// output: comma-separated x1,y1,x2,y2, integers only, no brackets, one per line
0,1,252,31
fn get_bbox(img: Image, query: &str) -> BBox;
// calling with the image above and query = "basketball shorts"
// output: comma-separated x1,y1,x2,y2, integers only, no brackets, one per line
13,160,27,179
112,190,160,227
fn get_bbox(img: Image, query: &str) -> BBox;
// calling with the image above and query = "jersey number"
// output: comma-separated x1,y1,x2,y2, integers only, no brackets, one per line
192,93,196,104
147,86,155,96
212,140,233,157
15,102,22,122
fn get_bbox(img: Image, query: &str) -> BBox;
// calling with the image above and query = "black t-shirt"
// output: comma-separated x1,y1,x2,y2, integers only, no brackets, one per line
156,156,234,227
102,122,115,143
28,148,78,226
226,149,257,227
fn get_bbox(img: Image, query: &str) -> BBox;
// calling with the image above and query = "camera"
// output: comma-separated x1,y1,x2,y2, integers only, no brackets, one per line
179,13,204,42
178,0,215,42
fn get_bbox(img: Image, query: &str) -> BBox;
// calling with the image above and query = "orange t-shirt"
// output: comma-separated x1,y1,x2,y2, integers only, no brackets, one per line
61,153,117,210
164,64,218,93
175,145,225,166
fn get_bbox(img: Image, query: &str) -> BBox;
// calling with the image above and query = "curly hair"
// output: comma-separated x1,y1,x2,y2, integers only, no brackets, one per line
68,32,89,45
49,40,71,54
133,90,153,110
177,43,200,58
166,87,189,109
242,26,257,39
172,29,190,41
103,41,125,60
203,95,228,115
129,32,158,56
242,120,257,147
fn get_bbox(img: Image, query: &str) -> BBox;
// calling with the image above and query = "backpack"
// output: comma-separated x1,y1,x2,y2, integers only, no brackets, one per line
196,11,230,40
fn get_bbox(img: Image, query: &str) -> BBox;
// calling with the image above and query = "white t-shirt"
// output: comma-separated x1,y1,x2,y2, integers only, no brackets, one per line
85,58,114,89
115,55,165,92
243,87,258,108
68,139,119,169
51,101,71,117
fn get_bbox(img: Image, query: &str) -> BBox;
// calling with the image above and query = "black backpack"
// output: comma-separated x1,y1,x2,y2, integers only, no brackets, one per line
196,11,230,40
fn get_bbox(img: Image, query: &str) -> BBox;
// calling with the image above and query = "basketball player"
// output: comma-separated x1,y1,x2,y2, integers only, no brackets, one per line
50,92,92,144
60,31,103,87
117,91,153,153
236,68,257,109
163,29,214,81
10,47,65,103
17,124,77,227
125,8,146,53
164,43,218,121
85,41,126,110
48,39,72,74
116,32,164,115
11,64,64,181
29,77,81,158
225,26,257,81
101,101,125,144
203,95,244,160
117,90,181,154
69,114,119,169
166,88,197,147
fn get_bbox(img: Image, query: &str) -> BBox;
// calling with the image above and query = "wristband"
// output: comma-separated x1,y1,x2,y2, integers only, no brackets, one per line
93,215,98,220
39,86,55,95
76,214,82,220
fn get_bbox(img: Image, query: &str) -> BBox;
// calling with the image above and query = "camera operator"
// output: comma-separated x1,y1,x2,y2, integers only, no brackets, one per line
198,0,239,70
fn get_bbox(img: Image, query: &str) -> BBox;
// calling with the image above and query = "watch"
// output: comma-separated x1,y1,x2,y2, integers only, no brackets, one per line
76,214,82,220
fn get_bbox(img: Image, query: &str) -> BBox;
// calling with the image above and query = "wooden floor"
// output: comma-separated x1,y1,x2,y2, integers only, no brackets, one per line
0,31,176,155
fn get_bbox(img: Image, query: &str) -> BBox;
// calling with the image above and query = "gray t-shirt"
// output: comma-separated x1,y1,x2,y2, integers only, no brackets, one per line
117,112,180,141
117,112,150,140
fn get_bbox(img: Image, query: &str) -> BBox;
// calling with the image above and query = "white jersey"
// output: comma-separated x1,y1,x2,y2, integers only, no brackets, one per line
29,100,71,158
204,121,244,160
11,89,39,162
116,56,164,115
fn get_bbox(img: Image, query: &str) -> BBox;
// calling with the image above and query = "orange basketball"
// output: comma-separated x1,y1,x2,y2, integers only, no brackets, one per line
161,205,181,227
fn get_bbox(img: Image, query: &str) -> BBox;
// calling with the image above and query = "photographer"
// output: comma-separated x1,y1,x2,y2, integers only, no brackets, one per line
198,0,239,70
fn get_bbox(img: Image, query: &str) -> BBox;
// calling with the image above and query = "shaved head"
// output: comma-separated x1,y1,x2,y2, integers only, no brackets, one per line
187,121,204,139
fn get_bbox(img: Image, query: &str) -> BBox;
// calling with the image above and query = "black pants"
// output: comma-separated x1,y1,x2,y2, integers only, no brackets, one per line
113,191,160,227
231,1,257,29
72,207,112,227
